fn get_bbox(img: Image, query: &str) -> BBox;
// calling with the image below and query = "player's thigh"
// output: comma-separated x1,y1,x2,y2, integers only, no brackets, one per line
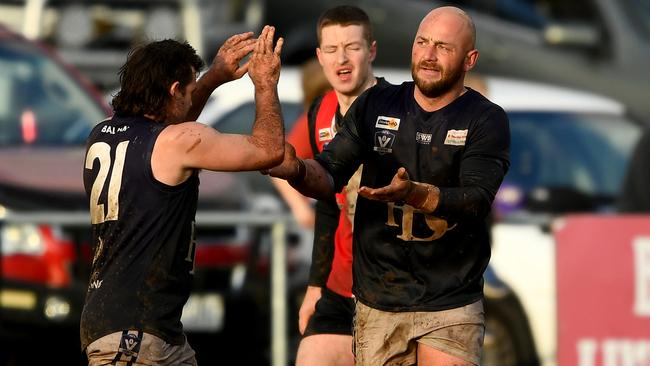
296,334,354,366
417,343,475,366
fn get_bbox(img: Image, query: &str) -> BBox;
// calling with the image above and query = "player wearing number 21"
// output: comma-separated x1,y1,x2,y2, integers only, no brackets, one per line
81,27,283,365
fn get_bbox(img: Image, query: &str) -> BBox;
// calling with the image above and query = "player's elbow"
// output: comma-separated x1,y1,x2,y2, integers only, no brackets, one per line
266,144,285,167
255,140,285,169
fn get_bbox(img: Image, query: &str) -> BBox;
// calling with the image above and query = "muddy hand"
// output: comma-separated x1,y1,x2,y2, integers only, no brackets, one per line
208,31,256,84
248,25,284,89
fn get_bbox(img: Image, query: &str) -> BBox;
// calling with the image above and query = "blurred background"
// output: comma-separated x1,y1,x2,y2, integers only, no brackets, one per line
0,0,649,365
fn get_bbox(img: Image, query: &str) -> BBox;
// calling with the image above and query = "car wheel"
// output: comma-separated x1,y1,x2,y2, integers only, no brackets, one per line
482,296,539,366
482,310,518,366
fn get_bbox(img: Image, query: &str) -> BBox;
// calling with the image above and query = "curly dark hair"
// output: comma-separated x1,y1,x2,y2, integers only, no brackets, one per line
112,39,204,120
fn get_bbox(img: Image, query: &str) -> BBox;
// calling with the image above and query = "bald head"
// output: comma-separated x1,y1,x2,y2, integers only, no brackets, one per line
418,6,476,50
410,5,480,106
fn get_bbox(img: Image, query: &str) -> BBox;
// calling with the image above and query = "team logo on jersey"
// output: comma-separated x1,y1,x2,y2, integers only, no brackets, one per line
416,132,432,144
118,331,143,357
375,116,401,131
386,203,457,241
374,130,395,154
444,129,468,146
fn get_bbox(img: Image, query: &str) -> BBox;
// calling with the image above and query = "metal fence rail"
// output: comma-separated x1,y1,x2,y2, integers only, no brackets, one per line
0,210,293,366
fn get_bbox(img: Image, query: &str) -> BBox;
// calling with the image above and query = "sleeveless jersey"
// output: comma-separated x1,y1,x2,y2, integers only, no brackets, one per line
80,115,199,350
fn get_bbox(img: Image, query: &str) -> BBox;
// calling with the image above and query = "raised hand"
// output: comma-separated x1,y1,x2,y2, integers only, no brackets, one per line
248,25,284,89
187,32,257,121
206,31,256,85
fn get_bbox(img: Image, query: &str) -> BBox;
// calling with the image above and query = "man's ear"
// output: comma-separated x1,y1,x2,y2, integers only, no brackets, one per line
169,81,181,97
464,49,479,72
368,40,377,63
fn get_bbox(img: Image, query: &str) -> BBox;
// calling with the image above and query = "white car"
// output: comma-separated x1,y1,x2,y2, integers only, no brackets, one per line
198,68,643,366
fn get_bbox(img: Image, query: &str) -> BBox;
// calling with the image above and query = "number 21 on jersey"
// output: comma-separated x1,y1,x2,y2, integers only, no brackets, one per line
85,141,129,224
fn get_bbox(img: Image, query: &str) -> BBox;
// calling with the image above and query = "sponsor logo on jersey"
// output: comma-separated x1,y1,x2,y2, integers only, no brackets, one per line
374,130,395,154
318,127,334,142
375,116,401,131
101,125,129,134
444,129,468,146
416,132,432,144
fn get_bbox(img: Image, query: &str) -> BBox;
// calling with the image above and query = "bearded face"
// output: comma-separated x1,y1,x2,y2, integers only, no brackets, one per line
411,58,464,98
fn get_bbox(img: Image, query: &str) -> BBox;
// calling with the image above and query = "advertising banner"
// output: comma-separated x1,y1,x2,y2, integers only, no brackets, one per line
556,215,650,366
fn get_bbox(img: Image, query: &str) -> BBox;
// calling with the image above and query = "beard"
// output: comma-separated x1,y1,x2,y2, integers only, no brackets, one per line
411,61,463,98
168,92,191,124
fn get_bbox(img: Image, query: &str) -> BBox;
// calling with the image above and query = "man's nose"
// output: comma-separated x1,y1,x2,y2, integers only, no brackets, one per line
422,45,438,61
336,48,349,64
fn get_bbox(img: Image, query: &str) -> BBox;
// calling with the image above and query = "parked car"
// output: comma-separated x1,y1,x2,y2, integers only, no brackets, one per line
0,23,110,365
199,67,644,366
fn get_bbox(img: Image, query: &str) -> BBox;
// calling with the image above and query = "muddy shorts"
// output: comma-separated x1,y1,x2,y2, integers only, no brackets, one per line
353,299,485,366
86,330,197,366
304,287,355,336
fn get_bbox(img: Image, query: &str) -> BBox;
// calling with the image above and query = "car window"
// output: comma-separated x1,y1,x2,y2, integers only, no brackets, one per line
0,41,106,147
504,111,641,212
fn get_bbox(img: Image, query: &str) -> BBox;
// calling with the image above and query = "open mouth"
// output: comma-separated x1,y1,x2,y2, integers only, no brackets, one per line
337,69,352,80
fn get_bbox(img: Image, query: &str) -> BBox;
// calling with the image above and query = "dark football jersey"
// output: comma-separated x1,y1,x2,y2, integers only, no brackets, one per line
316,82,510,311
80,115,198,349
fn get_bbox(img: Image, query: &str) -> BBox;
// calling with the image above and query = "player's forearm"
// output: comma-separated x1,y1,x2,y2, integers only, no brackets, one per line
251,87,285,167
186,70,225,121
404,180,494,219
288,159,336,201
434,186,494,219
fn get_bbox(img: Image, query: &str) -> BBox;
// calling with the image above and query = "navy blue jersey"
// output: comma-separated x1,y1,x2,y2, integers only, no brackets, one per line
316,82,510,311
80,115,198,350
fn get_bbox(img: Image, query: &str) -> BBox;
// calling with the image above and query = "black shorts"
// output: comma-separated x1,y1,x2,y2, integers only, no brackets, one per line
303,287,355,336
